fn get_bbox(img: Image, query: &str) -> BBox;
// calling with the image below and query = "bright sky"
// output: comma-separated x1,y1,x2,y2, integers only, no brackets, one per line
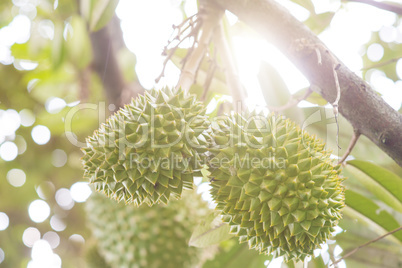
115,0,402,111
0,0,401,267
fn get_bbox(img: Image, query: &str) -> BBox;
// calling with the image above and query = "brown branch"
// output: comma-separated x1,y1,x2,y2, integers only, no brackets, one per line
343,0,402,15
157,16,201,83
361,57,401,71
213,0,402,166
90,16,144,110
339,130,361,164
332,226,402,265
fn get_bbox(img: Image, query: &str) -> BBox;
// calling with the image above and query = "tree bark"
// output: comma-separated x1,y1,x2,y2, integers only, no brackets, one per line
90,17,143,110
214,0,402,166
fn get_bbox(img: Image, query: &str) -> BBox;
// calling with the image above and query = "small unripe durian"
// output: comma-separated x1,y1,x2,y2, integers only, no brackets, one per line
85,191,210,268
209,112,345,262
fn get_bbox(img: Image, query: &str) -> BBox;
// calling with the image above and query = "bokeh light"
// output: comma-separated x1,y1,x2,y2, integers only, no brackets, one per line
396,59,402,80
14,135,27,154
366,43,384,62
70,182,92,203
31,125,51,145
0,141,18,161
45,97,66,114
6,168,26,187
43,231,60,249
0,109,21,136
0,212,10,231
49,216,66,232
28,200,50,223
28,240,62,268
22,227,41,247
51,149,67,167
36,181,56,200
55,188,74,210
68,234,85,244
19,109,35,127
0,248,4,264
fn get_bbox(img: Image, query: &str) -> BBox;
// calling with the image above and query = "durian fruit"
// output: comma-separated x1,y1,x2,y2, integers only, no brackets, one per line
209,112,345,262
85,190,210,268
85,241,111,268
82,87,211,206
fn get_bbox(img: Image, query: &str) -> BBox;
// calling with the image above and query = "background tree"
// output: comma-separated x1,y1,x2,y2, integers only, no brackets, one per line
0,0,401,267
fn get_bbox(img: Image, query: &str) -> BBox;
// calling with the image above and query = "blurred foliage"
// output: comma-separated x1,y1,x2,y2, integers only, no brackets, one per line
0,0,401,268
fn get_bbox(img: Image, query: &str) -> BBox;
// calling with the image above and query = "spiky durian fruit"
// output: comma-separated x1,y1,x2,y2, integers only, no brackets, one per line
85,190,210,268
82,87,210,206
209,112,345,262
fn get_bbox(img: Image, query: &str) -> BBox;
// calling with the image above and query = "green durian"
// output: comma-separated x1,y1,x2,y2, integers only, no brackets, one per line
85,242,111,268
208,112,345,262
85,190,211,268
82,87,210,206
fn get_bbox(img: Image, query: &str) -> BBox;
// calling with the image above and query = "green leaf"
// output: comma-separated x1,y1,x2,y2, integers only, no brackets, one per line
257,61,304,122
345,160,402,213
310,255,326,268
344,190,402,243
202,239,270,268
292,87,327,106
66,16,93,69
337,213,402,267
52,21,66,69
81,0,119,32
304,12,335,34
189,83,205,99
189,212,233,247
290,0,315,13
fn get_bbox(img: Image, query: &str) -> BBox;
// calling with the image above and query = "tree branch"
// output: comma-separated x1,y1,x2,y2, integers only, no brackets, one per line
214,22,247,107
90,17,143,110
213,0,402,166
343,0,402,15
176,3,224,92
332,226,402,265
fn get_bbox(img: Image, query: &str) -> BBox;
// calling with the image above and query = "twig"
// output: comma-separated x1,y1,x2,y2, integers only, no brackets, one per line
361,57,401,71
214,22,247,109
176,5,224,92
343,0,402,15
338,130,360,164
332,226,402,265
156,16,201,83
156,47,179,83
332,63,341,149
268,88,313,112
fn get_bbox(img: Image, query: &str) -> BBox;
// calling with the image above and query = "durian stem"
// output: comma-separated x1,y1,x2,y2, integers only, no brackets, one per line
214,22,247,109
176,2,224,92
